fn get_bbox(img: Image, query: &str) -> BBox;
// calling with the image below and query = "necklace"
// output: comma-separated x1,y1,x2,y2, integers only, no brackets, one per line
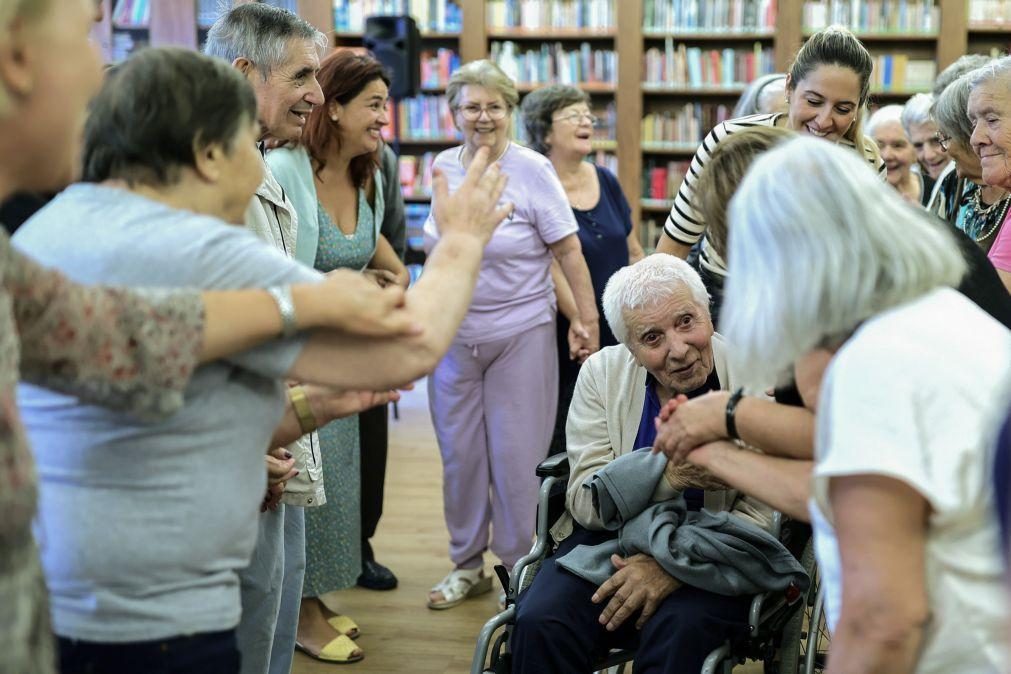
961,185,1011,242
459,141,510,169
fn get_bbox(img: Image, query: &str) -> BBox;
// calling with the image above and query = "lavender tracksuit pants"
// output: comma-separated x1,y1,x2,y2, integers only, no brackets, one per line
428,321,558,570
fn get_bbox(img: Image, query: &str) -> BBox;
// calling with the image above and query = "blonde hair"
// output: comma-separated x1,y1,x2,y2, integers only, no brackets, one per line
446,59,519,111
695,125,795,260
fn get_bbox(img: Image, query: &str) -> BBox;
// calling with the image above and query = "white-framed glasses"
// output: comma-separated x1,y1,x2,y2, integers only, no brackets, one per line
552,111,599,127
456,104,510,121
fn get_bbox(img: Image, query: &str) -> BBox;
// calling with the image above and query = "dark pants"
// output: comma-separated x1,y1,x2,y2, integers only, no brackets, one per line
58,630,239,674
359,404,388,560
511,528,750,674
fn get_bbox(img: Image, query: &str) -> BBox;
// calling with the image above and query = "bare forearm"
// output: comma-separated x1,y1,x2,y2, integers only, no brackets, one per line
287,232,484,389
735,398,815,459
694,443,812,521
200,289,285,363
655,230,693,258
557,250,598,323
551,259,579,321
997,267,1011,294
271,404,305,447
827,612,923,674
627,231,645,263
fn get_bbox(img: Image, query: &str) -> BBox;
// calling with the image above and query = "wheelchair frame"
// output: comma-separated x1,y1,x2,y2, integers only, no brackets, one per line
471,453,827,674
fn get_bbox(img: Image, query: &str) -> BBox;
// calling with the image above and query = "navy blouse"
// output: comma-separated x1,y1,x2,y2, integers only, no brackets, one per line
572,165,632,347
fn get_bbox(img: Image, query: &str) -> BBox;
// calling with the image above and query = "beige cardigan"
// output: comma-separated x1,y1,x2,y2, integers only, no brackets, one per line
551,336,772,542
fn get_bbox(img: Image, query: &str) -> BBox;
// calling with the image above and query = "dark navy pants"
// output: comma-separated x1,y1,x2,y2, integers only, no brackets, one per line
58,629,239,674
511,527,750,674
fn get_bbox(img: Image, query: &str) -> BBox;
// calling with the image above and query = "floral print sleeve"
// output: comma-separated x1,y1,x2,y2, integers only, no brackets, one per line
0,231,204,420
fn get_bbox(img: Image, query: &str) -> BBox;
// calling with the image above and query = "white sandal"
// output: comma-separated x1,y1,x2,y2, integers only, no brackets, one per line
426,567,493,610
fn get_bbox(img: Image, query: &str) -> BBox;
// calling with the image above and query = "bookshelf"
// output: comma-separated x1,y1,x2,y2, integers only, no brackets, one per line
91,0,999,248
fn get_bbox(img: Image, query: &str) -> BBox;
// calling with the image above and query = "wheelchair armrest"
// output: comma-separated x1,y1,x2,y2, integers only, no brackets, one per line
536,453,570,479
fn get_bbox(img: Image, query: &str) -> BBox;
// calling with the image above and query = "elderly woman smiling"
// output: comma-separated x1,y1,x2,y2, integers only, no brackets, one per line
510,254,771,674
424,60,598,609
722,136,1011,674
520,84,644,455
968,56,1011,292
933,69,1011,257
868,104,933,206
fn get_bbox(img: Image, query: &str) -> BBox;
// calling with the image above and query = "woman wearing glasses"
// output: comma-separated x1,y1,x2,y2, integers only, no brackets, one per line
931,72,1010,254
520,85,645,456
424,61,598,609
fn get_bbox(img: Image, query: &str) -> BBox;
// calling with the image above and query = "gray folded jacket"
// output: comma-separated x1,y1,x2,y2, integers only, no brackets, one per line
556,450,809,596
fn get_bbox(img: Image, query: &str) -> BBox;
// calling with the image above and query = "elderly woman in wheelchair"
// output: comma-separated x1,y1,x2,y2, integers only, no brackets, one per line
508,255,807,674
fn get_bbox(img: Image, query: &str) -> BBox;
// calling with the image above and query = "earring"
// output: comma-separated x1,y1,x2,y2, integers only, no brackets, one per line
330,115,338,122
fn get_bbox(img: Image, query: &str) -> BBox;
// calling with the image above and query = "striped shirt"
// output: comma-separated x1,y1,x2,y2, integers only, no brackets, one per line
664,113,885,276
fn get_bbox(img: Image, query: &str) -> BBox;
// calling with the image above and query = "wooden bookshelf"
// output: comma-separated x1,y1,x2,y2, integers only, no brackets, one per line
111,0,989,243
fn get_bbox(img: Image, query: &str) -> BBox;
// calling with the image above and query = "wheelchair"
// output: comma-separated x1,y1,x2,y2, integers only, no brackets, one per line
471,452,828,674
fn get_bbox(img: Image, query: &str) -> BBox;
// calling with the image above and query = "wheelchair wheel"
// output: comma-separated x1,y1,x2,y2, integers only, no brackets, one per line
773,539,828,673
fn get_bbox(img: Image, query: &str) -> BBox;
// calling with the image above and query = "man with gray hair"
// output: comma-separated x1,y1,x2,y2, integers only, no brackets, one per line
205,5,330,673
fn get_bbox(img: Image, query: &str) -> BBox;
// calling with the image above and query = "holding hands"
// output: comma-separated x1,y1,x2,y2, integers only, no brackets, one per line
651,390,731,465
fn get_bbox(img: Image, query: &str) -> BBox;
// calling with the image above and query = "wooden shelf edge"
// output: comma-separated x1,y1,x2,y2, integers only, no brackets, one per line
641,143,698,154
640,199,675,212
967,24,1011,34
486,28,616,39
642,84,746,95
642,30,775,40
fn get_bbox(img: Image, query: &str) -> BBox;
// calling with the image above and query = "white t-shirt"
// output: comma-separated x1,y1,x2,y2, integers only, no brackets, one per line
810,287,1011,674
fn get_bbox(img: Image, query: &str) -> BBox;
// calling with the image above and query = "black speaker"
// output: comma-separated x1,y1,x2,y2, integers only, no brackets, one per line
363,15,420,99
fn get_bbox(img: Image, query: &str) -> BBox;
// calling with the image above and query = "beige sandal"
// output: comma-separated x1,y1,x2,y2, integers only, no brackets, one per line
427,567,493,610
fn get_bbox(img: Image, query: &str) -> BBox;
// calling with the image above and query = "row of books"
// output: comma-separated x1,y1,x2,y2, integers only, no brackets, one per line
802,0,938,33
111,0,150,28
491,41,618,87
869,54,936,92
643,40,775,88
420,49,460,88
968,0,1011,25
641,104,733,146
399,152,438,198
643,160,690,201
396,95,459,140
485,0,615,31
643,0,778,33
334,0,463,33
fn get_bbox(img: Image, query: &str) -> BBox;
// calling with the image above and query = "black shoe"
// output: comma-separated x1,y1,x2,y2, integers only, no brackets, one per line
357,559,398,590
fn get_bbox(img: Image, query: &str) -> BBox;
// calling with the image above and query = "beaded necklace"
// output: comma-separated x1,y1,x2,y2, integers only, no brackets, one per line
958,184,1011,243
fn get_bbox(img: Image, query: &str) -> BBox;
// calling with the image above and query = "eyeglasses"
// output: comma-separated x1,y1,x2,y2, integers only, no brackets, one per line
552,111,599,127
936,133,951,152
455,104,510,121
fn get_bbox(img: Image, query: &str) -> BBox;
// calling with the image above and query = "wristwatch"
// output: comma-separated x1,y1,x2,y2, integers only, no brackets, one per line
289,385,319,435
725,388,745,441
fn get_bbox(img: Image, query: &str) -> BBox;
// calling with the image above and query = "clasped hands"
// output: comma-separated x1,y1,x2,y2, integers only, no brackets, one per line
650,390,732,466
567,317,600,363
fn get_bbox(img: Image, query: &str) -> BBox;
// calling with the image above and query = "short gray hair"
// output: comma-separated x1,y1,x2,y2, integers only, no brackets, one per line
732,73,787,118
520,84,589,155
721,136,966,389
900,93,934,137
931,74,974,147
446,60,519,111
602,255,710,346
933,54,993,97
203,3,326,77
968,55,1011,93
865,104,904,137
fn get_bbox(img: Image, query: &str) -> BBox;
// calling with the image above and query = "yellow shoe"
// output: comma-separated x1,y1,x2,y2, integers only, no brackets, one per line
326,614,360,640
295,634,364,664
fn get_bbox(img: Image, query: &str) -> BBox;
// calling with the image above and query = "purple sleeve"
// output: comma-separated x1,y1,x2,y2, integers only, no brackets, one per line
531,160,579,245
989,211,1011,272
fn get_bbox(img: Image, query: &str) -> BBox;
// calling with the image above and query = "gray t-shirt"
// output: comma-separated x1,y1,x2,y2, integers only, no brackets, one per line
13,184,321,642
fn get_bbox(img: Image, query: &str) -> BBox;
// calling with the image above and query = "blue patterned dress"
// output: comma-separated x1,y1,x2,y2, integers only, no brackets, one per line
303,173,383,597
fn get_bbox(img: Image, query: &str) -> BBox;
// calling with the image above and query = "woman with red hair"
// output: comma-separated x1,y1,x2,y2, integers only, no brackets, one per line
267,50,408,664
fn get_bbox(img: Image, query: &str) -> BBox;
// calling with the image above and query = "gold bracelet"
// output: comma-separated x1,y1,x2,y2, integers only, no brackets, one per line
289,385,319,435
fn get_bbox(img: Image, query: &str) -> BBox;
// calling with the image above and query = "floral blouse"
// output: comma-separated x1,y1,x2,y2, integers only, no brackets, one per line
0,229,204,673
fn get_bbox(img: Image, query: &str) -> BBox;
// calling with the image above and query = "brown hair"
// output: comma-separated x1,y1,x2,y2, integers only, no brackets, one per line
301,49,390,189
696,125,795,260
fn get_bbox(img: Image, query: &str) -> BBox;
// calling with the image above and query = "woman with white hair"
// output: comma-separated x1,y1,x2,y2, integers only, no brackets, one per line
867,104,933,205
722,135,1011,673
967,55,1011,292
424,60,598,609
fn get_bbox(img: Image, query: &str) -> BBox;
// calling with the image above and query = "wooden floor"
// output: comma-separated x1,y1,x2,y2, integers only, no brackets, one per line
292,383,763,674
